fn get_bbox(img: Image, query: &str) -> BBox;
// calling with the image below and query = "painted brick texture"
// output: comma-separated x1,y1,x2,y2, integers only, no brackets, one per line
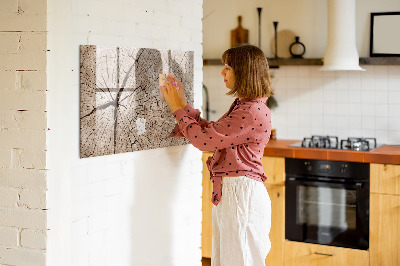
46,0,203,265
0,0,47,265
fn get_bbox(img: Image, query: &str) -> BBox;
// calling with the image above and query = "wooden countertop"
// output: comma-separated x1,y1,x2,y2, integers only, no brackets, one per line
263,139,400,165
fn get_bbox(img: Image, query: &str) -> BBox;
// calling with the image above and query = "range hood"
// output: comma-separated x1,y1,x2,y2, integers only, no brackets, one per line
320,0,365,71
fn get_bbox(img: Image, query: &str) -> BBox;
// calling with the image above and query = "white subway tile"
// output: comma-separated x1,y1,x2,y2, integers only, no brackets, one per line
285,66,298,77
388,91,400,104
362,116,375,130
388,117,400,131
374,90,388,104
374,117,389,131
323,103,336,116
375,104,389,117
361,90,374,104
374,77,388,92
388,104,400,117
374,130,389,144
388,131,400,143
348,90,362,104
374,65,388,77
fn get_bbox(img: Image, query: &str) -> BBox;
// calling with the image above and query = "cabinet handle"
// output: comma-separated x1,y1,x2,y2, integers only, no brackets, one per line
314,252,335,257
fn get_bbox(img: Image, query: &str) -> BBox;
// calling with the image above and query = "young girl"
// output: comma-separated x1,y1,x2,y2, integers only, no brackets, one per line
161,44,273,266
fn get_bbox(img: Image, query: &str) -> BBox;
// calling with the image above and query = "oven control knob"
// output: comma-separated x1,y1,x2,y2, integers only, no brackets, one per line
340,164,347,174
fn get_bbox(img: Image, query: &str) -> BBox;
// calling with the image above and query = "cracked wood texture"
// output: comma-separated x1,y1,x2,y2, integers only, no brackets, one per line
80,45,194,158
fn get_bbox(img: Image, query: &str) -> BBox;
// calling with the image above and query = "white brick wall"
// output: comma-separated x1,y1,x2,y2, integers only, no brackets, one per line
0,0,48,265
46,0,203,266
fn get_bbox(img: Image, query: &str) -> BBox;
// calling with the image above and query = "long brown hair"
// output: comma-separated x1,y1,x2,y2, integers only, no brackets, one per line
221,44,273,99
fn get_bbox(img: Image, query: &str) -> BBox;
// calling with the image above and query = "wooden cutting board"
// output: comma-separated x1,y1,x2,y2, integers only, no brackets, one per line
231,16,249,48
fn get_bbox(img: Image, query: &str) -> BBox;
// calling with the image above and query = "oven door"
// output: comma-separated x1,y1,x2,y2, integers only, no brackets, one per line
285,177,369,250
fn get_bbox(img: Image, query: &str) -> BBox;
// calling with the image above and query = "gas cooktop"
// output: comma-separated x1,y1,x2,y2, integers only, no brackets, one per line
289,135,383,151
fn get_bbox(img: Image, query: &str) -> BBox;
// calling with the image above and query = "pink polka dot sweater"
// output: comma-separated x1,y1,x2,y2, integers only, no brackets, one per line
170,97,271,206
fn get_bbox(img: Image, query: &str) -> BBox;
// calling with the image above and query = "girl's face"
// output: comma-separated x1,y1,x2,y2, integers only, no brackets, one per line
220,64,235,89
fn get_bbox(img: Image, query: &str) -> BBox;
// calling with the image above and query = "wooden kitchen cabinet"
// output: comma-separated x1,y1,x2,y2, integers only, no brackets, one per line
202,152,213,258
284,241,369,266
201,154,286,266
370,163,400,266
370,163,400,195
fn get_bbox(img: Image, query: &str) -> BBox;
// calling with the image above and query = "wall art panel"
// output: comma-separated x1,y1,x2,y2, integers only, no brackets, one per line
80,45,194,158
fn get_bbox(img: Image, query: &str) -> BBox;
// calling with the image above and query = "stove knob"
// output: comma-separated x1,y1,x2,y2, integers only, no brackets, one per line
340,164,347,174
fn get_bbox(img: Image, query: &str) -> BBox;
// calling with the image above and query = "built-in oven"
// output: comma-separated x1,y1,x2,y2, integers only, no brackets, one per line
285,158,369,250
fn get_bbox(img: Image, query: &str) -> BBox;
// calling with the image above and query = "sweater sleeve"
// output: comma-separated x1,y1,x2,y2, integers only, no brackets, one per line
172,106,257,152
169,104,211,137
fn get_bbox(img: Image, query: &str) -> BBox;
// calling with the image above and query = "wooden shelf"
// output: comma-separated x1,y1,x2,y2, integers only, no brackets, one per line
359,57,400,65
203,57,400,67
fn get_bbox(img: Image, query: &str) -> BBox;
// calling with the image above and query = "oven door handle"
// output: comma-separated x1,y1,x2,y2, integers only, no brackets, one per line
287,177,364,189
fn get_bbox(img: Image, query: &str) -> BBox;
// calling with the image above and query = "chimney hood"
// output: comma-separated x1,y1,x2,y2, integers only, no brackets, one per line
320,0,365,71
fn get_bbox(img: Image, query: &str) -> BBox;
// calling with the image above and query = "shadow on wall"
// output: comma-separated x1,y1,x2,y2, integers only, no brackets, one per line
129,146,192,265
129,49,194,265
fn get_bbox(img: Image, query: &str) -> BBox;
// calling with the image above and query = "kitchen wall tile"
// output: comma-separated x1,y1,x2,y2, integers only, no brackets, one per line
374,90,388,104
336,115,348,129
374,117,389,130
388,131,400,143
374,77,388,91
374,65,388,77
336,128,349,140
388,91,400,104
310,66,323,77
336,90,349,103
388,117,400,131
205,65,400,144
323,103,336,115
348,71,362,90
322,70,335,78
286,77,299,89
387,65,400,76
336,103,349,116
349,128,362,137
362,116,375,130
335,72,349,90
375,104,389,117
388,75,400,91
361,73,374,91
323,86,336,103
388,104,400,117
374,130,389,144
348,103,362,116
361,90,374,103
361,104,375,117
285,66,298,77
298,77,311,89
349,116,362,129
348,90,362,103
323,115,336,129
298,67,311,78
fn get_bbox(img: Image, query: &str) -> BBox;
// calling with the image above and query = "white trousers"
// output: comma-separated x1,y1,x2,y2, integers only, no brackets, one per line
212,176,271,266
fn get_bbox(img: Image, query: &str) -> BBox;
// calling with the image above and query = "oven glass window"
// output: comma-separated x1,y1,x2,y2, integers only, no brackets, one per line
297,186,356,230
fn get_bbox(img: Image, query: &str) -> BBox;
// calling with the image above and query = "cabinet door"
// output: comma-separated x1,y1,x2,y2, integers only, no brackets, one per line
370,163,400,195
264,185,284,266
370,193,400,266
202,152,213,258
284,241,369,266
261,156,285,185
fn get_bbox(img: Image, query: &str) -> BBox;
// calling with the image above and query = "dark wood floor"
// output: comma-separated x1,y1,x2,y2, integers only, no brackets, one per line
202,257,211,266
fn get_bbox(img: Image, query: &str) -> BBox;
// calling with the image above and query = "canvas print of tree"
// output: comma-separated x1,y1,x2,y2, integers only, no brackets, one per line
80,45,194,158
